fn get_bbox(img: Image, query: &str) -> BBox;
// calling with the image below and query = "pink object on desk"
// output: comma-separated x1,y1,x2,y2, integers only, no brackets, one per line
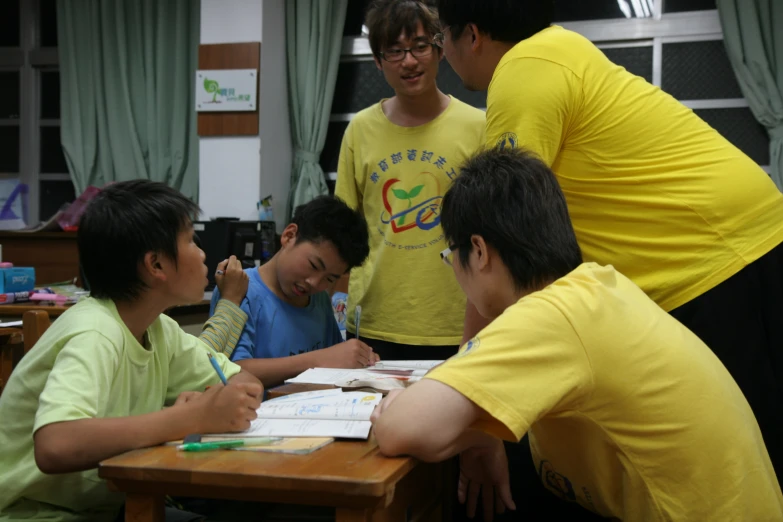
29,293,69,302
0,263,12,268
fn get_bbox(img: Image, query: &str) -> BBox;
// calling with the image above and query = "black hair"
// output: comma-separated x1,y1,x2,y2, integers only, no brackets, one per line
441,148,581,291
365,0,441,60
78,179,200,302
290,195,370,270
436,0,553,43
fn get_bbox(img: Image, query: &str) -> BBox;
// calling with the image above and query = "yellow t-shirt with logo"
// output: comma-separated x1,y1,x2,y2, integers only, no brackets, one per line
336,97,485,345
486,25,783,312
426,263,783,520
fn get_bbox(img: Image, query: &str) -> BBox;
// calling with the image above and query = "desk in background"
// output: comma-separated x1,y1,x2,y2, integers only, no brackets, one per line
0,231,81,285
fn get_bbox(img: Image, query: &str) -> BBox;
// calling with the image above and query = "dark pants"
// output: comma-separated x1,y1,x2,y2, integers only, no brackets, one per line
347,332,459,361
670,240,783,477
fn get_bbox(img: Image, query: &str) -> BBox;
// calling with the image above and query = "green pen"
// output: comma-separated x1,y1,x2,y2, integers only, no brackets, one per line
177,438,281,452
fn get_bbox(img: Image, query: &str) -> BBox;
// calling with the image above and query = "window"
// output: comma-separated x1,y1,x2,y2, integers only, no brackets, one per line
0,0,68,224
325,0,769,192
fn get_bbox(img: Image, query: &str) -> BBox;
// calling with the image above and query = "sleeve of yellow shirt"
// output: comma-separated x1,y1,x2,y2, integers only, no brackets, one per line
485,57,580,167
335,121,362,210
424,297,593,441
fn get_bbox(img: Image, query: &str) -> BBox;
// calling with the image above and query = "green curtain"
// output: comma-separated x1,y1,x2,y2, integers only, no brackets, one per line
57,0,200,199
286,0,348,216
717,0,783,190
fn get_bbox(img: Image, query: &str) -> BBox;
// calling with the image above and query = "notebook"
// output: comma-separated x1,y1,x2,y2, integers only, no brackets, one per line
209,389,383,440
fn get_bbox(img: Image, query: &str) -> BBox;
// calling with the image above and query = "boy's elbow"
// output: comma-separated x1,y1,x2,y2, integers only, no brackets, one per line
34,429,70,474
374,418,444,462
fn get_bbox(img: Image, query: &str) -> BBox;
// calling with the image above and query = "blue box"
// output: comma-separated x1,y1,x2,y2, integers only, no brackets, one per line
0,267,35,293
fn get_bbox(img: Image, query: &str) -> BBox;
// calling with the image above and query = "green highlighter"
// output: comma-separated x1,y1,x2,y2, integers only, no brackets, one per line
177,438,281,452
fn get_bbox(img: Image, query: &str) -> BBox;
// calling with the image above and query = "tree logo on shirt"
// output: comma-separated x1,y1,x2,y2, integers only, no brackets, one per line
539,460,576,502
380,173,443,233
496,132,518,150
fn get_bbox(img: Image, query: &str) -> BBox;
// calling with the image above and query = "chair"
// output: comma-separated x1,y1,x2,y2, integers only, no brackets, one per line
23,310,50,354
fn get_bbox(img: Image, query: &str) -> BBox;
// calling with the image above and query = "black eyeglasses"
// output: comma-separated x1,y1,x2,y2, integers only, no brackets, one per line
380,42,438,62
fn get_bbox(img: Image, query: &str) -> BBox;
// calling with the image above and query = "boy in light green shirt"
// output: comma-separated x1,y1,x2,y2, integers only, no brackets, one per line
0,180,263,522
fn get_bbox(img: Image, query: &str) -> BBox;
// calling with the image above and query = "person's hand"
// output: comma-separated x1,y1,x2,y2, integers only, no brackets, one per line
191,382,262,434
215,255,249,306
173,391,202,406
313,339,379,368
370,389,404,423
459,438,515,521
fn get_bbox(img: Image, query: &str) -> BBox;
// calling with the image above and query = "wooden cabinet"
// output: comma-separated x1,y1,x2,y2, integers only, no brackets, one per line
0,231,81,286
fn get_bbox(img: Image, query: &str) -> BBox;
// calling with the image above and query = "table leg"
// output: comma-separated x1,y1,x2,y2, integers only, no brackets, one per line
124,493,164,522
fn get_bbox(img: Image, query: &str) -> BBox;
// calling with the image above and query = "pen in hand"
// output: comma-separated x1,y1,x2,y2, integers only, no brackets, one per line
207,352,229,385
355,305,362,341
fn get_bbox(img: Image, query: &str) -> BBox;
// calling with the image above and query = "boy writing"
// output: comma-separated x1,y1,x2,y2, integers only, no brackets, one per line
209,195,376,387
335,0,485,360
371,148,783,521
0,180,263,522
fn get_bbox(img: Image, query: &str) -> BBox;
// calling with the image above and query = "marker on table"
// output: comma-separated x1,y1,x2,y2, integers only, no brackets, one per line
207,352,228,385
355,305,362,341
177,438,281,452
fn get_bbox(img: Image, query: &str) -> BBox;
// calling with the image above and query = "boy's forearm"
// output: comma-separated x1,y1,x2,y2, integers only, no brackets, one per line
200,299,248,357
236,351,320,388
34,405,201,474
376,423,494,463
228,369,263,387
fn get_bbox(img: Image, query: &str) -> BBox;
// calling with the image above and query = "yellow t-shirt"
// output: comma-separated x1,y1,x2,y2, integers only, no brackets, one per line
486,25,783,312
335,96,485,345
427,263,783,521
426,263,783,520
0,298,242,522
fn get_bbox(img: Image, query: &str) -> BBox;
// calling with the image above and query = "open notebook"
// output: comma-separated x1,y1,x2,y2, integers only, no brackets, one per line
284,361,445,392
209,389,383,440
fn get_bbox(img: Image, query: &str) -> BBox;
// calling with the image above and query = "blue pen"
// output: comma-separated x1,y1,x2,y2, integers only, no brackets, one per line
207,352,228,385
354,305,362,340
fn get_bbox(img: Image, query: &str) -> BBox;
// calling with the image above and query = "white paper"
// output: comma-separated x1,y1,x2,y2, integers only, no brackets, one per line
236,418,372,439
256,391,381,420
372,360,443,371
209,390,381,439
285,368,375,385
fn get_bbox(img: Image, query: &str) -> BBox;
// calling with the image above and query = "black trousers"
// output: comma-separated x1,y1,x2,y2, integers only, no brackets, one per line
670,240,783,478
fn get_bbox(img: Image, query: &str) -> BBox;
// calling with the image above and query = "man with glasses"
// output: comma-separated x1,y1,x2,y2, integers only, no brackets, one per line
334,0,485,362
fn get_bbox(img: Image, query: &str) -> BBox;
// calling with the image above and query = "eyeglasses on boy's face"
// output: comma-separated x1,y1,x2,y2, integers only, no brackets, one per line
380,41,438,62
432,32,445,47
440,244,458,266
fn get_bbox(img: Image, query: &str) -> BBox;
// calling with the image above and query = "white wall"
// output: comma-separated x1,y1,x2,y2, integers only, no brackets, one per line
198,0,291,230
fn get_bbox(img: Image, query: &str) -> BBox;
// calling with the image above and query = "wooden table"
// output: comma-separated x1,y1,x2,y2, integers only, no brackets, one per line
99,385,444,522
0,303,70,317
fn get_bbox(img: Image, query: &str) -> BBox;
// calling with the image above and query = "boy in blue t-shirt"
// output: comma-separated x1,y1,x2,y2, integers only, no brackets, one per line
210,195,378,387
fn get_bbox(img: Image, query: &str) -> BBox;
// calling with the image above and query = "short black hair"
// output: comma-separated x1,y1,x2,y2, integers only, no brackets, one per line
290,195,370,270
78,180,200,302
441,148,581,291
365,0,440,61
437,0,553,43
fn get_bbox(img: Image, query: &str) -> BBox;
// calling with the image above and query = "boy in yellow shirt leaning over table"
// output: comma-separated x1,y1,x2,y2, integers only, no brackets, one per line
0,180,263,522
371,148,783,522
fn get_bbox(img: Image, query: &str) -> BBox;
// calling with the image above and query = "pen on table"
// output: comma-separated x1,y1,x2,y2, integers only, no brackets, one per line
177,438,281,452
355,305,362,341
207,352,229,385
